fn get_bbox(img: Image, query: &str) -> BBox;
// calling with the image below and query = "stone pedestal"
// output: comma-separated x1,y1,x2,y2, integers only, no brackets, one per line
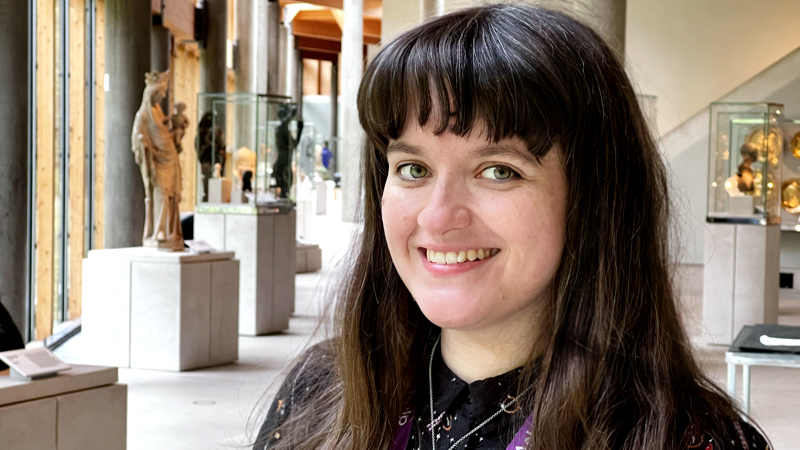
296,242,322,274
195,210,296,335
702,224,780,345
208,178,232,203
0,365,126,450
81,247,239,371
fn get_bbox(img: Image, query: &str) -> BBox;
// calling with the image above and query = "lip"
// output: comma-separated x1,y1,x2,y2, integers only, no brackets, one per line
417,247,497,276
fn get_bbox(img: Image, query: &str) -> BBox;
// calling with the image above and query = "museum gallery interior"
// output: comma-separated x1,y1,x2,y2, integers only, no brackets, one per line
1,0,800,448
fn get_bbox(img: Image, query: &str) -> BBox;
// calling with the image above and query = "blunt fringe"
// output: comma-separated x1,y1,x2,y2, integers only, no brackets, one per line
260,4,752,449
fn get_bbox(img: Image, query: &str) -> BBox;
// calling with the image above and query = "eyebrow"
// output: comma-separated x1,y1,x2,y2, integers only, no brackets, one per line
386,141,424,156
386,140,538,165
472,145,539,165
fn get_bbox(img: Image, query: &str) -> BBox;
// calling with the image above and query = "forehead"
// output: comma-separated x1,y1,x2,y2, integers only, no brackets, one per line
388,120,539,165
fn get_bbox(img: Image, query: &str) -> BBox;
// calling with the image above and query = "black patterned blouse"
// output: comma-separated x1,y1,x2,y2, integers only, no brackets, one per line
254,345,770,450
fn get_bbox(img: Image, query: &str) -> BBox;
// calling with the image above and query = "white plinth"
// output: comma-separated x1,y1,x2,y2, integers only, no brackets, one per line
195,211,296,335
208,178,232,203
81,247,240,371
702,224,780,345
296,199,313,241
0,365,126,450
315,180,327,215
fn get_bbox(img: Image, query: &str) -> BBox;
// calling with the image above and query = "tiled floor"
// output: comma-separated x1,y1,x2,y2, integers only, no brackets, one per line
55,202,800,449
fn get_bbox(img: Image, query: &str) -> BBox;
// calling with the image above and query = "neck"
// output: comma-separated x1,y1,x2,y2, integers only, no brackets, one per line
439,307,541,383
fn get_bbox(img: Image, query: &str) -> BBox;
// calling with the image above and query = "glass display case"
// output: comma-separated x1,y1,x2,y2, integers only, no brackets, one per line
707,102,783,225
779,118,800,230
195,93,297,213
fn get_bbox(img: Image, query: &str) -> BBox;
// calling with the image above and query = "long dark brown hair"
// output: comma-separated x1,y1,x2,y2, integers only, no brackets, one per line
264,4,749,449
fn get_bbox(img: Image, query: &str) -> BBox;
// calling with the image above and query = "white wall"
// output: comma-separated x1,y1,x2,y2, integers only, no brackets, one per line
382,0,423,42
626,0,800,137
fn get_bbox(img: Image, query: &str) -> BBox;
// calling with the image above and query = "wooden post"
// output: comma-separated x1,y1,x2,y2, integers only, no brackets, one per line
36,0,56,339
68,0,86,320
94,0,105,250
173,43,200,212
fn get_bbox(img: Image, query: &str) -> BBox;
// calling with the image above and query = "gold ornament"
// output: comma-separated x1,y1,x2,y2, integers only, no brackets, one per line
791,132,800,159
782,178,800,211
746,125,783,162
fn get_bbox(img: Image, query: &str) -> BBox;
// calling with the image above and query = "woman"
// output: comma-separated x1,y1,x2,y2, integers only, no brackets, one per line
255,5,769,449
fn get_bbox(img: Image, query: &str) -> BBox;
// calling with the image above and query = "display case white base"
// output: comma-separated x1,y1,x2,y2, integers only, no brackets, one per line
195,210,296,335
702,224,780,345
81,247,240,371
0,365,126,450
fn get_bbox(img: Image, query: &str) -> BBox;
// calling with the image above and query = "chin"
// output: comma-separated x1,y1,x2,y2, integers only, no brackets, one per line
413,292,490,330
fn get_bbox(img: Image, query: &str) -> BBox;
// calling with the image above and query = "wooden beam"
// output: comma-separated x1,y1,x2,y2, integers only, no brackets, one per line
295,9,338,21
292,13,380,45
173,44,199,213
292,17,342,42
364,16,381,41
301,50,339,63
36,0,55,340
94,0,105,250
68,0,86,321
296,36,341,54
163,0,195,42
280,0,383,17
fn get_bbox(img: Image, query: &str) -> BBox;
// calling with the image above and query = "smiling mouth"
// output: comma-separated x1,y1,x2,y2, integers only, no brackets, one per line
424,248,500,265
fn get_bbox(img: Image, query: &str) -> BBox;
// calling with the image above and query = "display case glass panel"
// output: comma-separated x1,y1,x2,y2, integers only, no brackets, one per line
707,102,783,225
195,93,297,213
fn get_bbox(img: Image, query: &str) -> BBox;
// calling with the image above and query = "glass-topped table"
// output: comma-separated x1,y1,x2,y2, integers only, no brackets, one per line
726,324,800,415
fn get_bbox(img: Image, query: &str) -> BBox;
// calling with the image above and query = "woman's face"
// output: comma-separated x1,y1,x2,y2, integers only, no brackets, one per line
382,120,568,333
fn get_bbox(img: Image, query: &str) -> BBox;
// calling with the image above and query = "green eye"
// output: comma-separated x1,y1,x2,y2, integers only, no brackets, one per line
481,165,515,180
399,164,428,179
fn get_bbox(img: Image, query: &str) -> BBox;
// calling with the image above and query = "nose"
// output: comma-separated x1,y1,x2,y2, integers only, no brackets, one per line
416,175,471,236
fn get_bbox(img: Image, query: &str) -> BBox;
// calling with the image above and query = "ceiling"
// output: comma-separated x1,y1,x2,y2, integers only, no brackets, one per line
280,0,382,56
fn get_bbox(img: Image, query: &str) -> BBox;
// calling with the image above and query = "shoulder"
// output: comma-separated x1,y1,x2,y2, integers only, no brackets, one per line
253,340,339,449
690,420,770,450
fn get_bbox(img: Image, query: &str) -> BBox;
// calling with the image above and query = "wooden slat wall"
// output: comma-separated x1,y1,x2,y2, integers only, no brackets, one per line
173,44,200,212
94,0,105,249
36,0,56,340
68,0,86,320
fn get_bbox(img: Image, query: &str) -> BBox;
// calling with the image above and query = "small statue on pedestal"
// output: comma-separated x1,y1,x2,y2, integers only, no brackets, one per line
170,101,190,154
197,112,226,202
131,70,184,251
274,103,297,198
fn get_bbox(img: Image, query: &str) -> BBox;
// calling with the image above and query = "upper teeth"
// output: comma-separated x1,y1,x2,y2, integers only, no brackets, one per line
426,248,499,265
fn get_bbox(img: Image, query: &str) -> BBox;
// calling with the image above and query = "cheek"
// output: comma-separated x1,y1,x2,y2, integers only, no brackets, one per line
381,187,422,254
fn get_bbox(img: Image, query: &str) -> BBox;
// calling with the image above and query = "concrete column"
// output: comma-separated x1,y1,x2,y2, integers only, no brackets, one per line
341,0,364,222
582,0,626,55
420,0,444,21
278,21,290,97
234,0,256,149
0,0,31,336
330,62,339,174
284,21,296,101
103,0,151,248
266,0,281,96
235,0,255,94
151,23,171,114
199,0,227,199
294,49,303,122
254,2,269,94
199,0,228,105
